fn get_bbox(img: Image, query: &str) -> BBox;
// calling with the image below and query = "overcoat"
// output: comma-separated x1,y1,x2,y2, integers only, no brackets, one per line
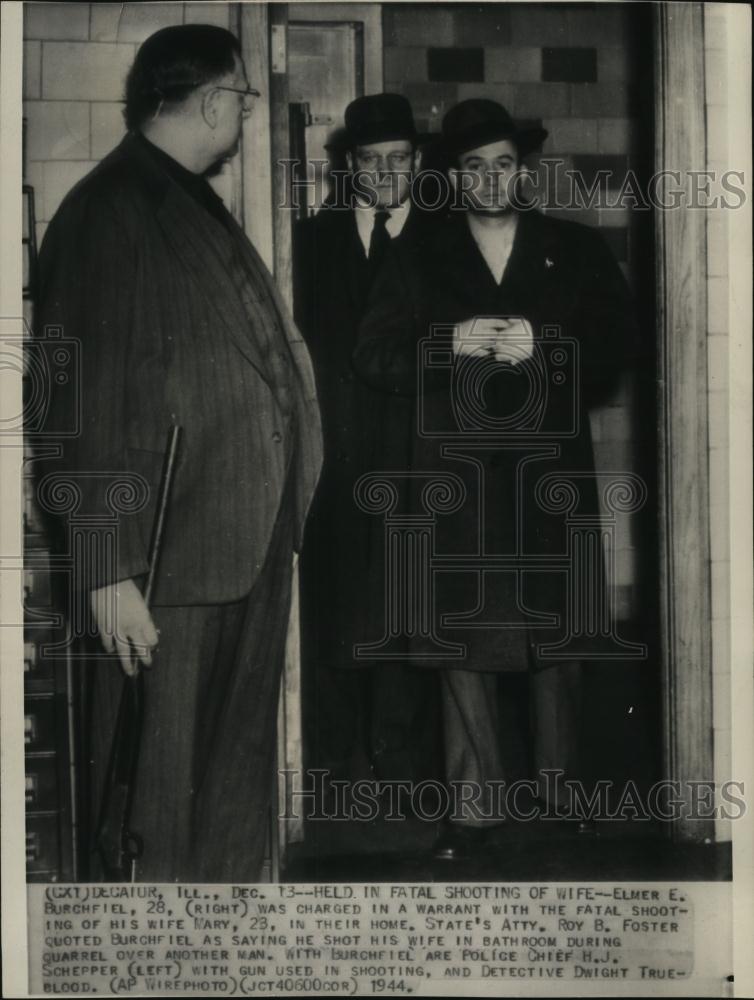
294,203,435,666
354,208,637,671
38,133,322,605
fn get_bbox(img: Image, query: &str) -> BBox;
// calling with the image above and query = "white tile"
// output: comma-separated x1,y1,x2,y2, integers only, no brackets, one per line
25,161,44,193
23,100,90,160
91,3,183,43
486,47,542,84
42,41,135,102
542,117,598,155
596,204,634,228
393,10,454,46
24,41,42,99
597,46,631,83
184,2,232,29
91,103,127,160
598,404,632,443
613,546,637,587
42,160,97,221
597,117,636,154
24,3,89,41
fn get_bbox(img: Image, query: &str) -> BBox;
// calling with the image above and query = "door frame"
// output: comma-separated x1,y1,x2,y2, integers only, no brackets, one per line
654,2,715,843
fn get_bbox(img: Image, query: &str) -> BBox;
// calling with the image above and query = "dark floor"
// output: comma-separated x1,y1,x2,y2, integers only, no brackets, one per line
284,817,732,882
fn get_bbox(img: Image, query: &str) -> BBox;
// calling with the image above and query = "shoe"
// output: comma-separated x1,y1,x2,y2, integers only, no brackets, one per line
432,823,502,861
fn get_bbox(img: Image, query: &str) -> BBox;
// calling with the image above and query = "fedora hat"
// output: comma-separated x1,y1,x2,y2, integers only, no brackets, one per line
442,99,548,158
326,93,419,150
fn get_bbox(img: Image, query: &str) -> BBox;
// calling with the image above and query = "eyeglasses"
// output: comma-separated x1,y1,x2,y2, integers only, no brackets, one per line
355,152,413,171
213,85,260,106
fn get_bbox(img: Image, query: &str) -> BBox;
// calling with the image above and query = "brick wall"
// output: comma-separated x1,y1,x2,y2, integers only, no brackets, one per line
704,4,734,844
23,2,233,251
383,2,654,625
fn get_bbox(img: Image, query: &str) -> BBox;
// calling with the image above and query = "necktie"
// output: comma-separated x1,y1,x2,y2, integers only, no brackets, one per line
368,209,391,267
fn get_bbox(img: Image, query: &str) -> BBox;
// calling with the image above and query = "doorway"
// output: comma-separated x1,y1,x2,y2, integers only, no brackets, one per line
243,1,724,878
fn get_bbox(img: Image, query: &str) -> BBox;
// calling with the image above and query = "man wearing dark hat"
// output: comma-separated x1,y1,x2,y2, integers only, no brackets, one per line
294,94,441,789
355,99,637,857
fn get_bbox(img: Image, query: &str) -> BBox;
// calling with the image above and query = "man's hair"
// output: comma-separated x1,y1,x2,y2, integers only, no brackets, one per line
123,24,241,131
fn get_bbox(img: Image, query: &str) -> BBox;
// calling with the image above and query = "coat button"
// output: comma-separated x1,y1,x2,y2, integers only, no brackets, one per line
272,431,282,443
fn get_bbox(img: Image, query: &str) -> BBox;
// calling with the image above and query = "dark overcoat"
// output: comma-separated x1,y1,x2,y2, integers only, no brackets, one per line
354,208,637,671
294,204,435,666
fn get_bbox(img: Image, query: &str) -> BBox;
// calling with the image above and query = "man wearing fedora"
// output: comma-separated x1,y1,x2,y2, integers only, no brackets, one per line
355,99,637,858
294,94,441,789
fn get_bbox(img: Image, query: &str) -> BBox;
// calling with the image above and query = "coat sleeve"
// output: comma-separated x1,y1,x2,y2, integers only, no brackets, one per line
352,243,453,397
36,190,150,589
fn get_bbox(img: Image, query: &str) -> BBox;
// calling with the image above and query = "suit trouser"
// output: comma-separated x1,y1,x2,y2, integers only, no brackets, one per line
88,493,295,883
441,661,582,826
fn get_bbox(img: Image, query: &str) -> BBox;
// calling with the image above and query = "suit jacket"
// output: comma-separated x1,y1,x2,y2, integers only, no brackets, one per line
354,208,638,669
37,133,322,605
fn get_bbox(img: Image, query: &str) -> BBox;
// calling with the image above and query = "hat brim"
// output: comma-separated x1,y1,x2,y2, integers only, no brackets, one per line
325,127,435,151
444,122,548,159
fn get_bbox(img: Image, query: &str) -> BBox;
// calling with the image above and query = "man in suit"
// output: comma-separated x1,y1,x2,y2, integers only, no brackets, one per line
37,25,321,881
355,100,636,857
294,94,441,789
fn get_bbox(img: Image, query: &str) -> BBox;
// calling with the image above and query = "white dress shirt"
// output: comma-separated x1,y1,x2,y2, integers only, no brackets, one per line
467,213,517,284
354,198,411,256
459,215,534,364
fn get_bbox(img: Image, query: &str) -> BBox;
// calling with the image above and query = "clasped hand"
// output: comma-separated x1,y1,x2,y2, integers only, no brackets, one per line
453,316,534,364
90,579,159,677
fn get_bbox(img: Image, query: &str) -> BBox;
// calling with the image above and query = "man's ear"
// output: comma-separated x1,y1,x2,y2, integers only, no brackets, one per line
412,148,423,172
201,87,220,129
345,151,354,172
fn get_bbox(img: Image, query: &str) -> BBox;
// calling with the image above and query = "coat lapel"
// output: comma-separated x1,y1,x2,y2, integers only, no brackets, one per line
493,210,562,316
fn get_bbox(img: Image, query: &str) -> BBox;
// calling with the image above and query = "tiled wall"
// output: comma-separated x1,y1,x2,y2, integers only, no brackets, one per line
704,4,733,844
23,2,233,250
383,2,653,624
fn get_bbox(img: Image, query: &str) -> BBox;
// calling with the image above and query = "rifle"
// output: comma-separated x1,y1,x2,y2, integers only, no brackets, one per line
95,426,182,881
